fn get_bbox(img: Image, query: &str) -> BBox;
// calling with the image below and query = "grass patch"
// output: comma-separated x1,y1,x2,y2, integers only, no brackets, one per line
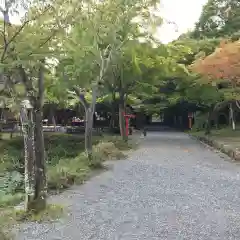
0,204,64,240
48,139,128,191
47,153,91,190
0,193,24,208
103,135,138,150
15,204,64,223
190,127,240,139
0,133,97,206
190,127,240,150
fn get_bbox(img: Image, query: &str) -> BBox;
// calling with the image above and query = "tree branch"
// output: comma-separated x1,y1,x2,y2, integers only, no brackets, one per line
37,60,45,108
0,5,53,62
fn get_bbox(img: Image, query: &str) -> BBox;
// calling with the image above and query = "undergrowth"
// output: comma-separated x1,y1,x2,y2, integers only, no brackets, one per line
0,204,64,240
0,133,135,207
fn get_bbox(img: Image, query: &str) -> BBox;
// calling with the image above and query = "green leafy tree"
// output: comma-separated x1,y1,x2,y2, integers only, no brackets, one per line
0,0,76,212
62,0,161,149
192,0,240,39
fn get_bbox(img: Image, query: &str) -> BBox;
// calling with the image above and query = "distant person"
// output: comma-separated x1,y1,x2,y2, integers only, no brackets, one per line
140,119,146,138
143,126,146,136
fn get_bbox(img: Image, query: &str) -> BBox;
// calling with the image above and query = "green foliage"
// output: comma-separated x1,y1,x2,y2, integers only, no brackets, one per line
0,193,24,208
48,138,129,190
191,112,208,131
93,141,126,160
0,171,23,194
192,0,240,39
103,135,137,150
47,153,91,190
15,204,64,223
184,79,224,106
0,133,135,206
0,134,88,206
173,37,220,65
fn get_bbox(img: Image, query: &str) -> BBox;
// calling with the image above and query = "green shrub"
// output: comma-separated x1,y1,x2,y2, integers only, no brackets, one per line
192,112,208,131
93,141,125,160
47,154,91,190
1,171,24,194
0,193,24,208
103,135,134,150
15,204,64,223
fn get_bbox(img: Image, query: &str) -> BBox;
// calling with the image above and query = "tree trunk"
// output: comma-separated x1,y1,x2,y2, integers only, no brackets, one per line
205,105,214,135
229,102,236,130
33,107,46,211
32,61,47,211
20,107,36,212
83,85,97,161
110,91,116,130
85,108,93,160
119,93,127,141
49,105,56,130
19,63,46,212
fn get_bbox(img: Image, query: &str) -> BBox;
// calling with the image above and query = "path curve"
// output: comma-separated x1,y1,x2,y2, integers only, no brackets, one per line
17,132,240,240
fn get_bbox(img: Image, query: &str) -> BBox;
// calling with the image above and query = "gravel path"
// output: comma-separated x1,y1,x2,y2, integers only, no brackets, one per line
17,132,240,240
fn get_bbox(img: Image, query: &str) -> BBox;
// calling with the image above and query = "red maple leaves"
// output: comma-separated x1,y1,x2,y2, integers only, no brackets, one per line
192,40,240,85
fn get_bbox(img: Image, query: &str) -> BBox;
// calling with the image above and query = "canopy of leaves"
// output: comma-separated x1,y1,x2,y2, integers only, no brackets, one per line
172,37,221,65
192,0,240,39
191,40,240,100
191,40,240,83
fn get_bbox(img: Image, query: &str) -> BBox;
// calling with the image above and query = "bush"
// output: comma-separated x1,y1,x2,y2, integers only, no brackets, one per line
47,154,91,190
15,204,64,223
93,141,125,160
192,112,208,131
103,135,135,150
0,193,24,208
47,139,129,190
0,133,89,206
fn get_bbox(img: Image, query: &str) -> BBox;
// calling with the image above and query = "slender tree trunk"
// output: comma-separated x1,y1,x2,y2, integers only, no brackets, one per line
33,107,46,211
85,108,93,160
110,90,116,130
229,102,236,130
27,61,46,212
33,61,47,211
20,106,36,212
119,92,127,141
83,85,97,161
205,105,214,135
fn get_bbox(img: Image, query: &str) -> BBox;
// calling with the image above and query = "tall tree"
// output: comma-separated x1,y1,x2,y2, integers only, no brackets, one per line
191,40,240,131
0,0,76,212
192,0,240,39
63,0,161,150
